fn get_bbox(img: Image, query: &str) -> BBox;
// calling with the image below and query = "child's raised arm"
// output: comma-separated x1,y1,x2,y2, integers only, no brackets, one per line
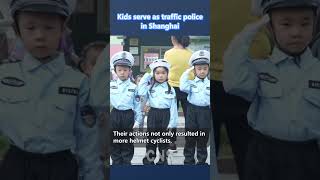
180,66,194,93
137,72,152,96
223,15,270,101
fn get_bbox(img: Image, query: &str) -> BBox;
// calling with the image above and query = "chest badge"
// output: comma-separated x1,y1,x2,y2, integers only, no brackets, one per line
59,87,79,96
1,77,25,87
258,73,278,84
309,80,320,89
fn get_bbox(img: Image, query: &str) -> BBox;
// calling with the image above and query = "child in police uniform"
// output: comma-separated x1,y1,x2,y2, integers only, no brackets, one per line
180,50,211,165
223,0,320,179
0,0,103,180
138,59,178,165
110,51,142,165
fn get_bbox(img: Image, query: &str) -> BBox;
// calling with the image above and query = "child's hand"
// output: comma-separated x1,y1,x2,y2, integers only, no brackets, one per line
186,66,195,73
144,105,150,113
243,14,270,35
133,121,140,129
149,72,153,77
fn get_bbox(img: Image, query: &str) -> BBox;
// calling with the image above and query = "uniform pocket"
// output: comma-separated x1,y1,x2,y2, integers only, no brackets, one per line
303,89,320,108
0,85,29,104
110,88,119,95
52,96,76,115
205,86,210,96
164,93,175,99
258,81,282,98
191,86,199,93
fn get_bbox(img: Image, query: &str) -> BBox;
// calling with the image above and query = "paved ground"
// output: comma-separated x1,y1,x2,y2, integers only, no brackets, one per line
111,115,210,165
111,115,239,180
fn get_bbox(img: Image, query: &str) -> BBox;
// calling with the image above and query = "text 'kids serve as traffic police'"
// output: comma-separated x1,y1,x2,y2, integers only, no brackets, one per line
0,0,103,180
138,59,178,165
223,0,320,179
180,50,211,165
110,51,143,165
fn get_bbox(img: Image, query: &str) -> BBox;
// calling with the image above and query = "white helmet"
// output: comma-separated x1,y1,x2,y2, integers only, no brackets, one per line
252,0,320,16
10,0,71,17
111,51,134,67
149,59,170,72
189,50,210,66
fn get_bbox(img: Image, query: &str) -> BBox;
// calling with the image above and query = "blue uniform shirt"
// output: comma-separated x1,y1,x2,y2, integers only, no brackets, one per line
180,71,210,107
89,45,108,113
0,52,103,180
137,73,178,128
110,78,143,126
223,45,320,142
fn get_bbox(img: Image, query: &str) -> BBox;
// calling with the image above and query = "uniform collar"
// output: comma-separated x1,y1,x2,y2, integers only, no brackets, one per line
299,48,319,70
269,47,318,70
269,47,291,65
45,53,65,76
22,52,65,76
155,81,168,88
117,78,130,85
195,76,209,83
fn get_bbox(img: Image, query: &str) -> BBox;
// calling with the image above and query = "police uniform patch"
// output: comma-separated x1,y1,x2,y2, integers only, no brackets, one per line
80,105,96,128
309,80,320,89
59,87,79,96
128,89,135,92
1,77,25,87
258,73,278,84
199,51,205,56
135,95,141,102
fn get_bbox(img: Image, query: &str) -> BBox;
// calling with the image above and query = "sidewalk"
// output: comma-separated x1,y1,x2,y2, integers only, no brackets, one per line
112,115,210,165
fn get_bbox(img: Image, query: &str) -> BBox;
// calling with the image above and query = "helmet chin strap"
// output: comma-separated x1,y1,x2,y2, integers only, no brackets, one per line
196,75,205,80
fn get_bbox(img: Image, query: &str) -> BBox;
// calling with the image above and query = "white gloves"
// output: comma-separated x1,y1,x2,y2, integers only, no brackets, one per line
133,121,140,129
186,66,195,73
224,14,270,61
232,14,270,48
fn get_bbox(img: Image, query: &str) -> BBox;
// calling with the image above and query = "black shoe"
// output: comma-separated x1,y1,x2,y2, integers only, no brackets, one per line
156,159,168,165
168,143,177,151
196,162,208,165
184,159,195,165
142,157,155,165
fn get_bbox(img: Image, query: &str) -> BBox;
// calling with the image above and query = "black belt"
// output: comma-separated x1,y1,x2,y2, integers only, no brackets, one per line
9,145,73,160
112,108,133,112
150,107,170,111
188,102,210,109
252,130,318,147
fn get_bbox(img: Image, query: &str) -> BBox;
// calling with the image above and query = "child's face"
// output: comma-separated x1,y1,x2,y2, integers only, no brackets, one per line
17,12,64,60
270,8,314,55
115,65,130,81
154,67,168,83
194,64,209,79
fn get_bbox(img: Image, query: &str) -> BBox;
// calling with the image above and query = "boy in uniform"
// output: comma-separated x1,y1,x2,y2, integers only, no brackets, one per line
180,50,211,165
0,0,103,180
223,0,320,179
110,51,142,165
